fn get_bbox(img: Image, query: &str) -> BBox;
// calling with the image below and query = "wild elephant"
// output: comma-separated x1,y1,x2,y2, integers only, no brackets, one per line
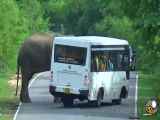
16,33,53,103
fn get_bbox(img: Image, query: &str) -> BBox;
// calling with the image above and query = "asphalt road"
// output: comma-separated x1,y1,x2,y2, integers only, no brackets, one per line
15,71,138,120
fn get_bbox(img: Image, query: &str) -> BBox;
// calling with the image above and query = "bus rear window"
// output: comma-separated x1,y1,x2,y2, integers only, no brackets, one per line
54,45,87,65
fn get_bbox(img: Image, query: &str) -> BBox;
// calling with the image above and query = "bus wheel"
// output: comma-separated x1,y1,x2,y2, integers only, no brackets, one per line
89,90,103,107
120,87,128,99
112,88,127,105
96,91,103,107
62,97,73,107
112,93,122,105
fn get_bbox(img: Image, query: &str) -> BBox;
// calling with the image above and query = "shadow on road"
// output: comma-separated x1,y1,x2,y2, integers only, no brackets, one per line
57,101,114,109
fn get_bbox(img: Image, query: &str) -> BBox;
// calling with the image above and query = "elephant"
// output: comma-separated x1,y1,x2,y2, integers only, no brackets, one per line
16,33,53,103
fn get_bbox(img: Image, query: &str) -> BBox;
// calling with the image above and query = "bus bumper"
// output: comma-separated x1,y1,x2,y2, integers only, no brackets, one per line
49,85,89,100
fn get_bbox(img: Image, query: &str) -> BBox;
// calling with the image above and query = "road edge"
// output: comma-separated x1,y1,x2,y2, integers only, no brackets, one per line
135,72,138,117
13,73,44,120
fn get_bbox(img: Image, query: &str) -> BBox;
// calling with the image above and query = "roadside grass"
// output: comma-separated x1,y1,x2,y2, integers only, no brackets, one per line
0,73,18,120
138,73,160,120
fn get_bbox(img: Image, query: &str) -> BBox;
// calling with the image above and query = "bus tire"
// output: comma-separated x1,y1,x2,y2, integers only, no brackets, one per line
62,97,73,107
89,90,103,107
112,87,127,105
112,91,123,105
120,87,128,99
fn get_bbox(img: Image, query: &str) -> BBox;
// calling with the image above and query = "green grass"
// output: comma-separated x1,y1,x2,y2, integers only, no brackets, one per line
138,73,160,120
0,73,18,120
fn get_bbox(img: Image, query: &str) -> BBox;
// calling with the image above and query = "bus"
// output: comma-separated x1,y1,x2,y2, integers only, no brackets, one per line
49,36,130,107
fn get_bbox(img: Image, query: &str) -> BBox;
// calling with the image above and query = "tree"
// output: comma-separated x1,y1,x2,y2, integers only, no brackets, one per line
0,0,50,70
17,0,49,33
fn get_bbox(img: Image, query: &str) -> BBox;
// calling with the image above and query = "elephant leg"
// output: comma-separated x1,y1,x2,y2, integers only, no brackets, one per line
20,72,33,103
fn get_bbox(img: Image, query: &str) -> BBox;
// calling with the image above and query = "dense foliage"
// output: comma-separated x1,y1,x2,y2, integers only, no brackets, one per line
0,0,49,71
0,0,159,75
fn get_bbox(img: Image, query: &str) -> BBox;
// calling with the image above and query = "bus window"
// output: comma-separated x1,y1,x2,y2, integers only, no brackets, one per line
117,54,123,70
54,45,87,65
117,52,129,71
91,52,101,72
91,50,129,72
91,51,116,72
122,53,129,70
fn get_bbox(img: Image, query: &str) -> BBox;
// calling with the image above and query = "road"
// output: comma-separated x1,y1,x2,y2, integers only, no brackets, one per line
15,72,138,120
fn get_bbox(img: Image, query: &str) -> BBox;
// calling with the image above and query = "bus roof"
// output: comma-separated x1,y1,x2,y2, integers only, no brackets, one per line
55,36,129,46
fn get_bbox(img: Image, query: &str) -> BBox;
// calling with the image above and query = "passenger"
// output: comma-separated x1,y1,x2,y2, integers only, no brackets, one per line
91,56,96,72
100,55,106,72
105,54,114,71
98,54,105,72
92,54,100,72
108,58,114,71
95,55,100,72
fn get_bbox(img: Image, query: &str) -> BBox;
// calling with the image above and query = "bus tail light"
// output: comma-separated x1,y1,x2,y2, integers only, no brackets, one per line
50,71,53,81
83,75,90,86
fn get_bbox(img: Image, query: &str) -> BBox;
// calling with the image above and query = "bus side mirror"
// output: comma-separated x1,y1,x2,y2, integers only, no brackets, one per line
122,55,130,79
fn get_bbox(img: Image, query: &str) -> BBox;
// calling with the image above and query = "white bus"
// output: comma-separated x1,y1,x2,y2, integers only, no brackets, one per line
49,36,130,107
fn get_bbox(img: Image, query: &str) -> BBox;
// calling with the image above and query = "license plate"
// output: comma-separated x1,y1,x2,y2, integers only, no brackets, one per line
64,88,70,94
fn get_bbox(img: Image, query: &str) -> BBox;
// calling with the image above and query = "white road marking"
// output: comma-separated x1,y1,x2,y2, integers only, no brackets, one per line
135,72,138,117
13,102,22,120
13,72,46,120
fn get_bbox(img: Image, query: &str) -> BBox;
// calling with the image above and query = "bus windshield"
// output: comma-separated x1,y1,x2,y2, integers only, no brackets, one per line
54,44,87,65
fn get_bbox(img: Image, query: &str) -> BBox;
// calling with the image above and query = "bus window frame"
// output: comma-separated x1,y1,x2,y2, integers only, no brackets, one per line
90,46,130,72
54,44,87,66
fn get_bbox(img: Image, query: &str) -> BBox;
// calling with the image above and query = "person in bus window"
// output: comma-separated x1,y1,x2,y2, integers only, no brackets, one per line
108,58,114,71
101,55,107,71
98,54,104,72
105,54,113,71
95,54,100,72
110,54,114,70
92,54,99,72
